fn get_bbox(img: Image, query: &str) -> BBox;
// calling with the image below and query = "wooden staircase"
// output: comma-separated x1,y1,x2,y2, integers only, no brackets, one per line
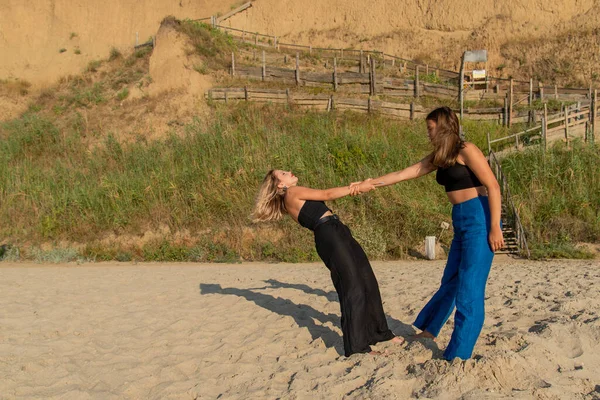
489,150,531,257
498,220,520,255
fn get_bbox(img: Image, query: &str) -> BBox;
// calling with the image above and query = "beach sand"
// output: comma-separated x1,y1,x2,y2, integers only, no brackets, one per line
1,257,599,399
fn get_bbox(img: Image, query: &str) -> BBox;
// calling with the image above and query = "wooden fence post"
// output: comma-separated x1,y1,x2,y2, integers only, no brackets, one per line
543,102,548,151
593,89,597,144
333,57,338,92
585,121,590,143
508,78,514,127
564,104,569,146
554,84,558,100
295,52,300,86
503,96,508,127
244,86,248,101
360,50,364,73
528,78,534,124
410,101,415,120
415,65,420,98
285,88,290,105
231,52,235,76
369,57,376,96
262,50,266,81
539,81,544,101
367,96,372,113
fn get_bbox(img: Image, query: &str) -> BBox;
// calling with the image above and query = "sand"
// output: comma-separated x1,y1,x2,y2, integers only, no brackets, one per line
1,257,599,399
3,0,599,88
0,0,241,86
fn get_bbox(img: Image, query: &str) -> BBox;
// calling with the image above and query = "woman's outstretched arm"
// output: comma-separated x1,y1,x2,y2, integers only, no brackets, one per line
351,153,436,194
287,181,376,202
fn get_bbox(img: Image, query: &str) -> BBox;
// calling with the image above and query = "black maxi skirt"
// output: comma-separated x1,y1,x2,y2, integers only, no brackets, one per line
314,219,395,356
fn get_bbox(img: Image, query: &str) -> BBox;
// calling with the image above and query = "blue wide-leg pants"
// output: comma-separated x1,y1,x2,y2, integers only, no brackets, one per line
414,196,495,360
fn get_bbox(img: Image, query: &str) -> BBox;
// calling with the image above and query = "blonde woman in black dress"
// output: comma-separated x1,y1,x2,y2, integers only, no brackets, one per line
253,169,403,356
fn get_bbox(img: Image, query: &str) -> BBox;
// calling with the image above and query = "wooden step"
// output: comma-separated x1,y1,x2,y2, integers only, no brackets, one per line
496,250,519,255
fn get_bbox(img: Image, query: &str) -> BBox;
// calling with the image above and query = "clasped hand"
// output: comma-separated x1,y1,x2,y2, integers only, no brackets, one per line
349,178,377,196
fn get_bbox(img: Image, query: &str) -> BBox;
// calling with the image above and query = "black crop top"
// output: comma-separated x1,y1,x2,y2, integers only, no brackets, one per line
436,163,483,192
298,200,332,231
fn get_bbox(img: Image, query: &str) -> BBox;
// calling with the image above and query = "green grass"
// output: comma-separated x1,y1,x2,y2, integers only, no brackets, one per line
109,47,122,61
3,102,595,261
134,46,152,59
116,87,129,101
86,60,102,72
419,72,443,85
193,64,208,75
0,104,449,261
529,98,573,112
500,142,600,258
59,80,106,107
175,18,237,70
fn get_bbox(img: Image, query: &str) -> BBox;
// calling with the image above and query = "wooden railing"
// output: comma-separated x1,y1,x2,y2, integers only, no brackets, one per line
487,94,597,153
206,87,428,118
207,87,536,121
488,150,530,258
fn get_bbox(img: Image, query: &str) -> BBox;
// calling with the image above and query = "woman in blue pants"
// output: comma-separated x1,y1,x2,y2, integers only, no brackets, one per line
352,106,504,360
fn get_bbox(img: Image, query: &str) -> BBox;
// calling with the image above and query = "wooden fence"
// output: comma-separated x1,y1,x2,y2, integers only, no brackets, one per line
212,23,597,125
207,87,428,118
227,51,595,123
488,90,597,152
205,87,533,121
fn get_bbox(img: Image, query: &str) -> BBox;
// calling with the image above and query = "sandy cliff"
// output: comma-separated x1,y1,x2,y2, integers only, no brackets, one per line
0,0,239,85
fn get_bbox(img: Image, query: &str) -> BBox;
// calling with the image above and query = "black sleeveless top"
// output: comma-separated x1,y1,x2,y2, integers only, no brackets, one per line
298,200,332,231
436,163,483,192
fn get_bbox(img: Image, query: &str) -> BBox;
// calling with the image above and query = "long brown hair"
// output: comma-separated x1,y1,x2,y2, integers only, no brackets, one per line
426,106,464,167
252,170,287,222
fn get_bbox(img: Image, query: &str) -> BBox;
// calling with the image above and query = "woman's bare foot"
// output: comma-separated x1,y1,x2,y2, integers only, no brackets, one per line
390,336,405,345
411,330,435,340
368,350,389,356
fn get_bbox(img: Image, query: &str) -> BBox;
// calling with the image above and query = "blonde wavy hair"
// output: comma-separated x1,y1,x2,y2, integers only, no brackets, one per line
427,106,464,168
252,170,288,222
